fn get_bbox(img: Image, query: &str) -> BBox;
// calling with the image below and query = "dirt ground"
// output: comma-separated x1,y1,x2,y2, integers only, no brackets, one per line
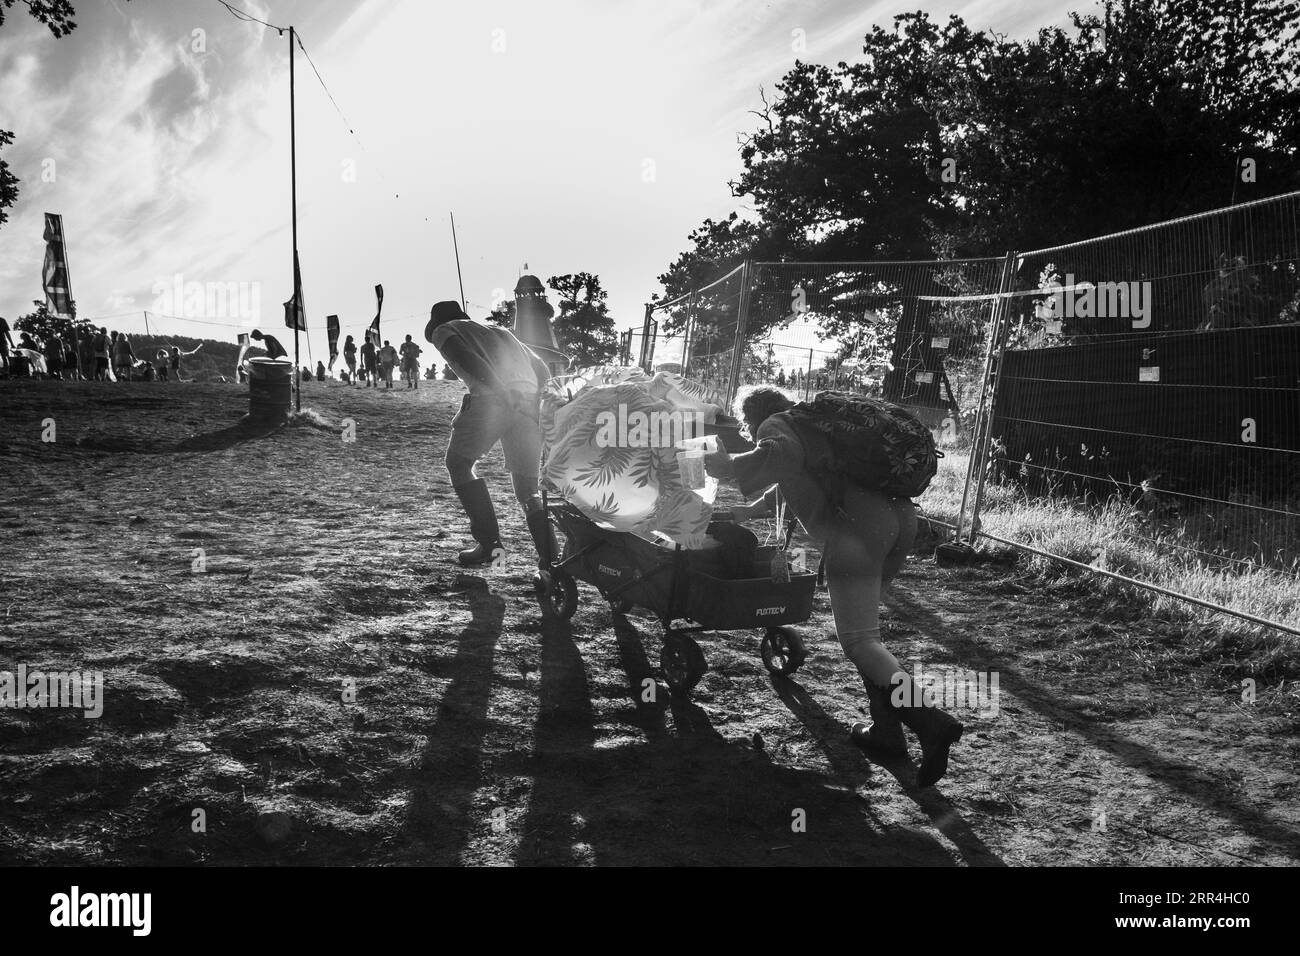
1,378,1297,866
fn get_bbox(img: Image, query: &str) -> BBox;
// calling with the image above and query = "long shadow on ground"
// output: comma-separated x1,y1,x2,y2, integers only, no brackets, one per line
401,576,506,863
773,676,1006,866
173,418,285,453
500,614,959,866
884,585,1300,862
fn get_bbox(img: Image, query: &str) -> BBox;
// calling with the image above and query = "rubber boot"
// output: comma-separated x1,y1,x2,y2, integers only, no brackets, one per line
524,496,558,570
850,681,908,759
887,671,964,787
453,478,504,566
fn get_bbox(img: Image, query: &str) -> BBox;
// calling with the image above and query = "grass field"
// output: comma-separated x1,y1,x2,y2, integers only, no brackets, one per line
922,450,1300,681
1,378,1298,865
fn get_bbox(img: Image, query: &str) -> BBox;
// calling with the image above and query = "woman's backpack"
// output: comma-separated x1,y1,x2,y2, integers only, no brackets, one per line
786,391,941,500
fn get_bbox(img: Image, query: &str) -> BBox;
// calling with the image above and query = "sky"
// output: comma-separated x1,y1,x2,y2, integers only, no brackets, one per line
0,0,1072,361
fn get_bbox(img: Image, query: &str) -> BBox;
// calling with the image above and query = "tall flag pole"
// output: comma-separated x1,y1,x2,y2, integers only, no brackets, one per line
42,213,74,318
289,24,301,412
450,212,466,313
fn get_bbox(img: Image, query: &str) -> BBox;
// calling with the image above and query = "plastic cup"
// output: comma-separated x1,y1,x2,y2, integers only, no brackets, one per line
676,449,706,489
677,435,719,454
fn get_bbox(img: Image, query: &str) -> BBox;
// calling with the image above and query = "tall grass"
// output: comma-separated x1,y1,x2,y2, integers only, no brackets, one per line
921,450,1300,678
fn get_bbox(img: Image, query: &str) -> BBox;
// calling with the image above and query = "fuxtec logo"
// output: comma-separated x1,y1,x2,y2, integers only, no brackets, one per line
755,606,787,617
597,564,623,577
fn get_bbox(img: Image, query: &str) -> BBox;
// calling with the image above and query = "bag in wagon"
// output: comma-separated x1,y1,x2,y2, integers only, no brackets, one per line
787,391,941,501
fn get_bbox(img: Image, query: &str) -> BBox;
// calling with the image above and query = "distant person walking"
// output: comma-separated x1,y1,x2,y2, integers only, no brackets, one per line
360,337,377,387
44,335,64,379
400,334,422,389
93,327,111,380
62,332,77,380
0,315,13,375
250,329,288,360
77,328,94,380
316,360,327,382
343,334,358,384
378,339,398,389
112,332,135,379
167,343,202,381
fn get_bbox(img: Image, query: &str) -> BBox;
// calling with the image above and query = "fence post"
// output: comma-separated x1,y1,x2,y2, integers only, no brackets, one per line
725,260,753,409
957,250,1018,545
638,304,653,371
682,290,697,376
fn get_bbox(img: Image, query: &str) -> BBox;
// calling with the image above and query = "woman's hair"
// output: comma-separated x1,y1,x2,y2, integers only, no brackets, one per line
733,385,797,432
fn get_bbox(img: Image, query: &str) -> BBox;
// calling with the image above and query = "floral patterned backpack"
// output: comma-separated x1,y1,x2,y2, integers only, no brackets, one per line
787,391,941,501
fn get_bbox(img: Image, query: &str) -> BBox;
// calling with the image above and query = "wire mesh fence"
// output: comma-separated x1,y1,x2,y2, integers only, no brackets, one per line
979,191,1300,588
642,264,747,399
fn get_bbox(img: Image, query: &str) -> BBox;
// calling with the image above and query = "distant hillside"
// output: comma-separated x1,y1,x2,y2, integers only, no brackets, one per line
124,334,277,383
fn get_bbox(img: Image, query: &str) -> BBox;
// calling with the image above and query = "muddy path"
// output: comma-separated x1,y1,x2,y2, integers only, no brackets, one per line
0,379,1296,866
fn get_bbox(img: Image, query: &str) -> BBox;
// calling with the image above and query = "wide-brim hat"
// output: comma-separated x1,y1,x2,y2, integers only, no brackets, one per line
425,300,472,342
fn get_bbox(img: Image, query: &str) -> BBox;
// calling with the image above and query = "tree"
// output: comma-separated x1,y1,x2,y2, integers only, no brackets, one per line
15,300,82,343
660,1,1300,301
548,273,617,367
487,299,515,328
0,130,17,229
0,1,125,227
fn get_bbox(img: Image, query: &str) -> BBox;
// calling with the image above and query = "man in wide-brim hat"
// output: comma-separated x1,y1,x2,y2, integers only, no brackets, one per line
426,300,557,568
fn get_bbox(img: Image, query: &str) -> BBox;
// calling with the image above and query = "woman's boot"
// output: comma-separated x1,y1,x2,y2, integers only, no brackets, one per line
850,681,908,758
887,671,964,787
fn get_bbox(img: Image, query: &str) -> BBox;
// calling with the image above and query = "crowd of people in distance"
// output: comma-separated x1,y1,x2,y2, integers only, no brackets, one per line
331,333,425,389
239,328,434,392
0,316,200,382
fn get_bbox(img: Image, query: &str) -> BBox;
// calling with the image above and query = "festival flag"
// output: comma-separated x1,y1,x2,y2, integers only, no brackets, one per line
326,315,340,368
42,213,74,316
366,284,383,346
283,251,306,330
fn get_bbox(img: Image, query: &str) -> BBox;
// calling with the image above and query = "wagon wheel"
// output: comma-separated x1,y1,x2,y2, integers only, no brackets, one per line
660,631,707,696
761,626,806,677
533,567,578,619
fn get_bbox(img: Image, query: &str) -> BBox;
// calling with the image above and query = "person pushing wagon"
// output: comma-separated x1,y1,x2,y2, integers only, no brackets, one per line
706,386,964,788
425,300,564,567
